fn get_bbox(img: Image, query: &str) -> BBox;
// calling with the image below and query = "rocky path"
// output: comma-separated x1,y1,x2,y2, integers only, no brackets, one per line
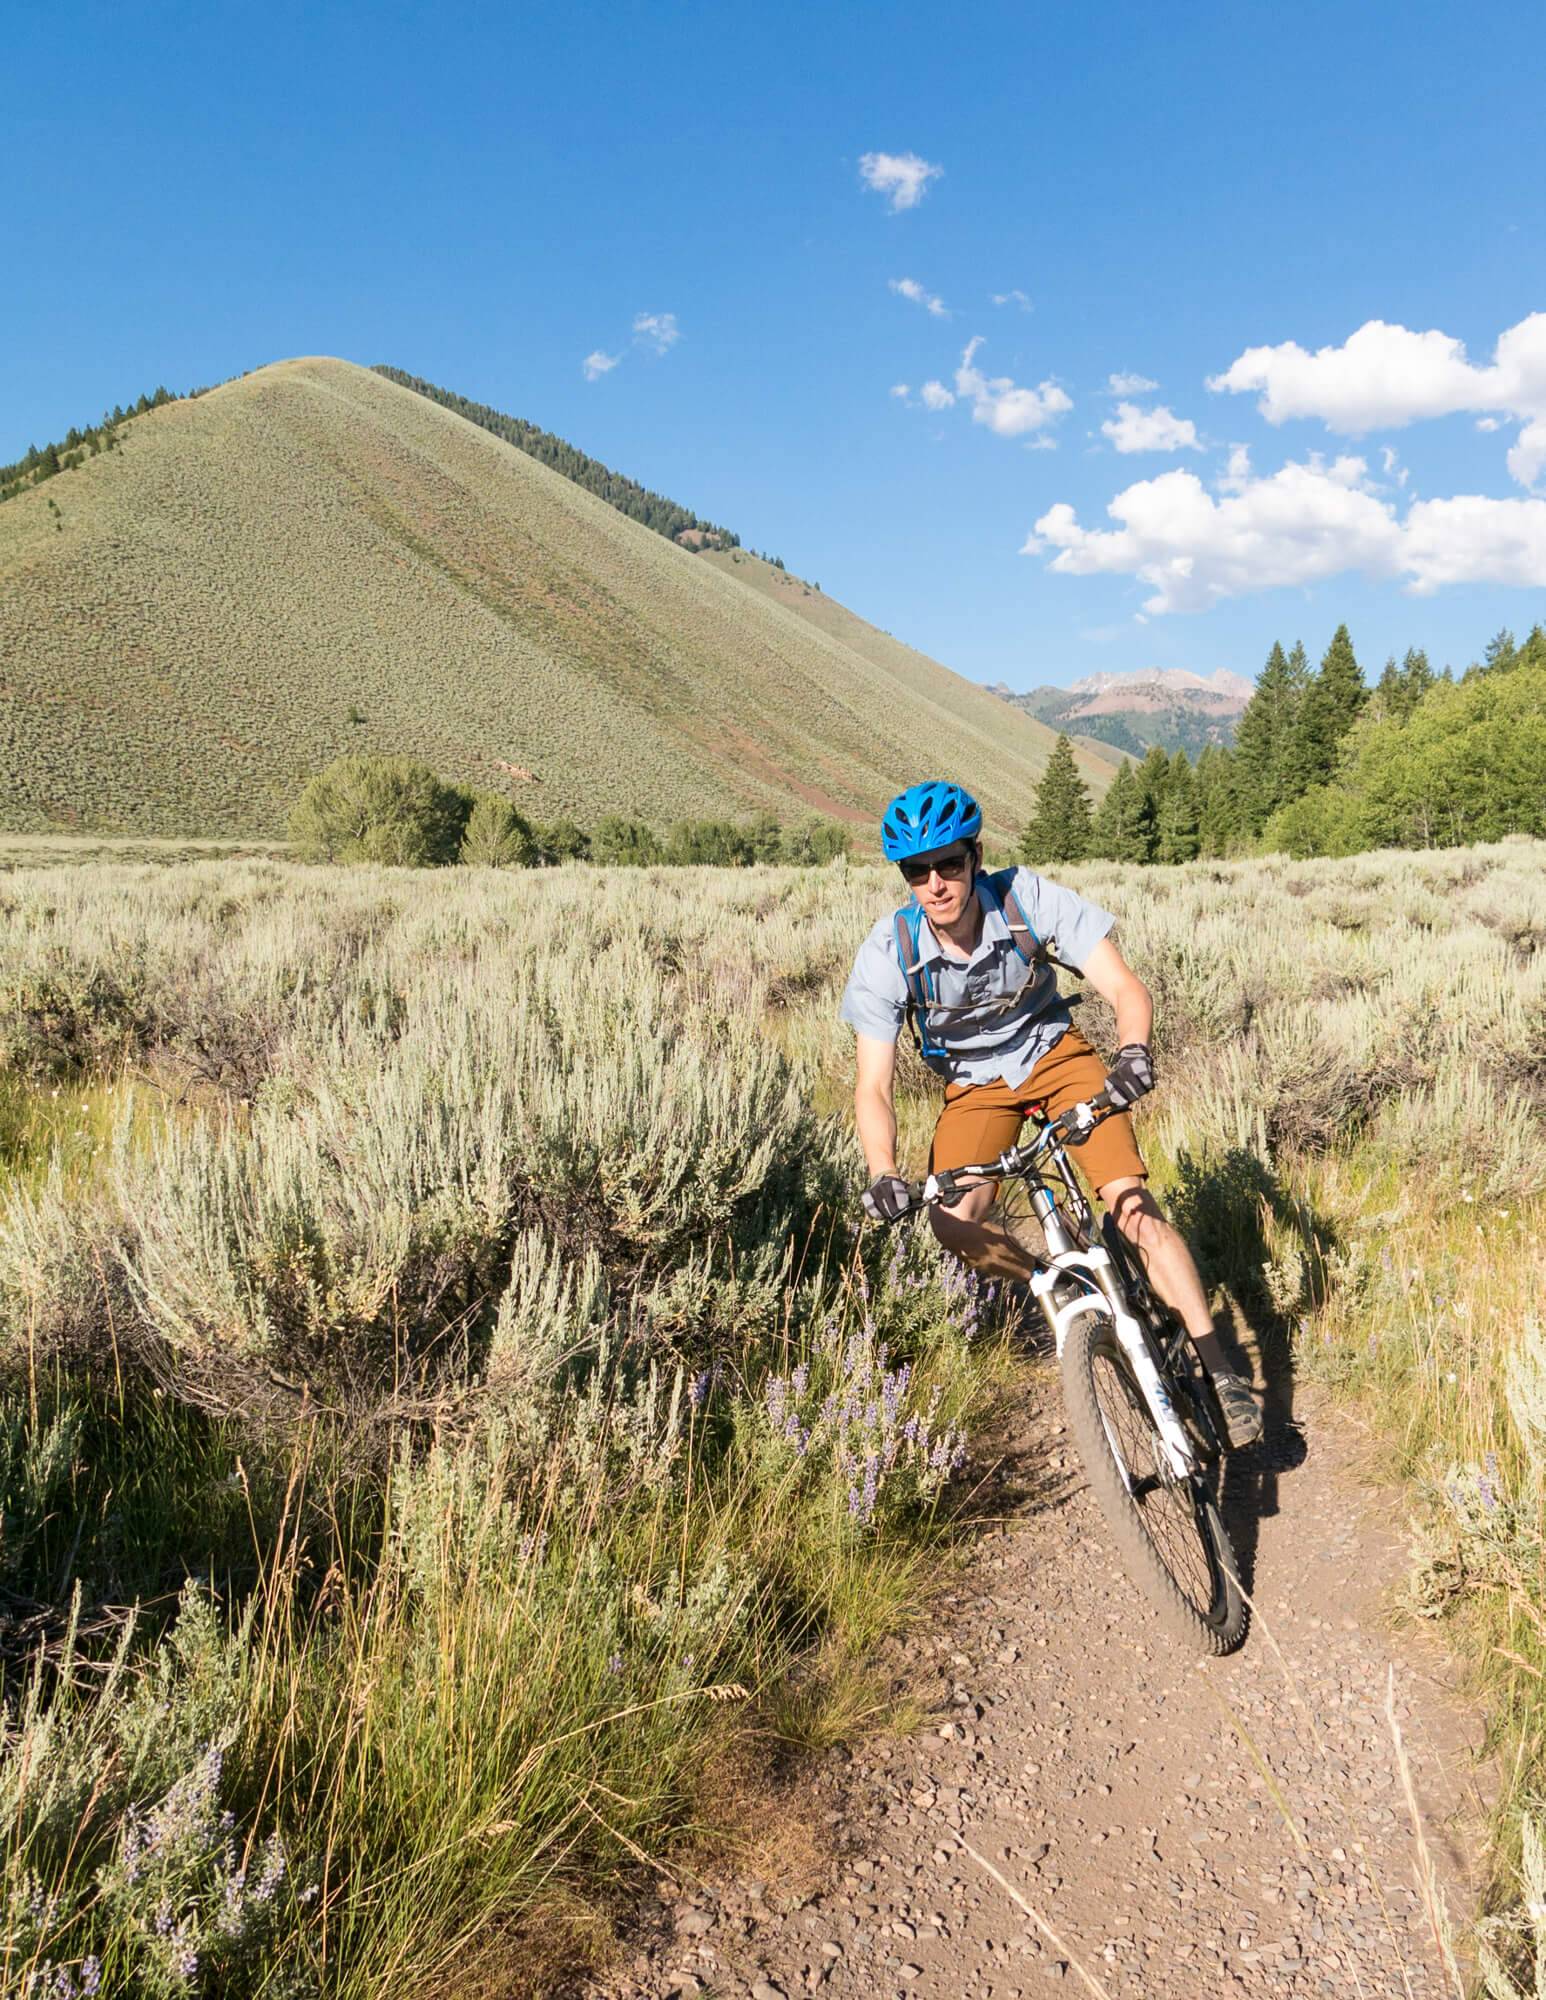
591,1367,1489,2000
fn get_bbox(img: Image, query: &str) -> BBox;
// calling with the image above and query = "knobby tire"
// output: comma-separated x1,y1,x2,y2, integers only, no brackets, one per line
1060,1315,1248,1655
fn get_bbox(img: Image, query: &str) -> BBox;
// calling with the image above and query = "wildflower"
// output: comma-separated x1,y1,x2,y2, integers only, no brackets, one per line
607,1651,624,1675
81,1963,101,1998
689,1369,712,1408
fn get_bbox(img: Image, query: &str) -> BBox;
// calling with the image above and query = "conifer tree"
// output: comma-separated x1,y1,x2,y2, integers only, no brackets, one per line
1020,734,1094,865
1232,641,1294,834
1294,624,1365,789
1155,751,1200,864
1194,744,1241,857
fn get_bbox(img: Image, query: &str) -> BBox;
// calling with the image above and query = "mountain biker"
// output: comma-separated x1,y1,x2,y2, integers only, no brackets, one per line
841,779,1262,1448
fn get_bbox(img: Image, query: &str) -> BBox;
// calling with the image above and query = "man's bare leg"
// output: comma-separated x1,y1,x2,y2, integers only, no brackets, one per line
928,1182,1041,1283
1098,1176,1229,1371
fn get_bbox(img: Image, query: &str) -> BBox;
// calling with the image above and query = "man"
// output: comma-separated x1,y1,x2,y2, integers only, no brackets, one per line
840,778,1262,1448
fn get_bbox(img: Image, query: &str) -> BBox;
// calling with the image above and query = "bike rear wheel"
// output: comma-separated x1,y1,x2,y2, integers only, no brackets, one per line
1060,1317,1247,1654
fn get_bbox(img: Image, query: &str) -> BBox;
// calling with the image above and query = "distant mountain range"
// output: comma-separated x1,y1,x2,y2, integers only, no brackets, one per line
988,666,1255,759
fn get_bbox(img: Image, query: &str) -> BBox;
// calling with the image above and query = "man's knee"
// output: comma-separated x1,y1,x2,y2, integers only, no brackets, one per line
1104,1179,1168,1248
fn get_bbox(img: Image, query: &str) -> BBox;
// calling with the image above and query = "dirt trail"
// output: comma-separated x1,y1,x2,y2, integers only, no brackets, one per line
592,1358,1491,2000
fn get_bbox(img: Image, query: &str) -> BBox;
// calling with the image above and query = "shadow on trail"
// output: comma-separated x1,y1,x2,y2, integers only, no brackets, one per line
1169,1145,1334,1600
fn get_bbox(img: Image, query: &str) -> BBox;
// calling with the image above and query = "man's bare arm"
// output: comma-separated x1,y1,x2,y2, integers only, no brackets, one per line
1081,936,1154,1052
854,1034,900,1177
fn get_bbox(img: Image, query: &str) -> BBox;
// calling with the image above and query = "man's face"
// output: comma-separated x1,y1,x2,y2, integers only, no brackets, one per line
900,840,978,928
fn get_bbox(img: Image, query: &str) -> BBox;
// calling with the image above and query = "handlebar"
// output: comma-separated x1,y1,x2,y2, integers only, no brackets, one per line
887,1089,1115,1218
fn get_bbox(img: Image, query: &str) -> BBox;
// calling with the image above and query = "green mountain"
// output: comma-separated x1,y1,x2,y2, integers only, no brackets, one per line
0,357,1118,839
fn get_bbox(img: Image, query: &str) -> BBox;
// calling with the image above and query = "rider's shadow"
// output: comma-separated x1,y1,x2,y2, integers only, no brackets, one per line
1169,1146,1327,1596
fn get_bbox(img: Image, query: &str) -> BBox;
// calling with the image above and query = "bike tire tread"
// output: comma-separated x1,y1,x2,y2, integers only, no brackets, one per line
1060,1318,1248,1656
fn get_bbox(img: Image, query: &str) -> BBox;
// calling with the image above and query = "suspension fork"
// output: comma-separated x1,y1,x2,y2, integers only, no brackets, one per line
1025,1184,1195,1481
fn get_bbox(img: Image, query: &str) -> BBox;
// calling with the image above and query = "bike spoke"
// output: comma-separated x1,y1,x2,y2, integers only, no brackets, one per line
1089,1348,1222,1622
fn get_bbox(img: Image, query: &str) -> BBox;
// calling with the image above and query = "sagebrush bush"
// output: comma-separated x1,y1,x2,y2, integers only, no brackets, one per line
2,840,1545,1991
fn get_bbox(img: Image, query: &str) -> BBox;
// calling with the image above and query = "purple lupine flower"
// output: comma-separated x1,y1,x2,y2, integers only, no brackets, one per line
690,1369,712,1408
765,1375,788,1427
791,1361,809,1399
608,1652,624,1675
81,1962,101,1998
1479,1474,1498,1514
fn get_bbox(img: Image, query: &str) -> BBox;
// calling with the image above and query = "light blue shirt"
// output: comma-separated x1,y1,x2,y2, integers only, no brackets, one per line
839,868,1115,1088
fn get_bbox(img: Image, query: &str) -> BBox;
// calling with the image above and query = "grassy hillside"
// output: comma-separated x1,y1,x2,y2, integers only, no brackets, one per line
0,358,1111,839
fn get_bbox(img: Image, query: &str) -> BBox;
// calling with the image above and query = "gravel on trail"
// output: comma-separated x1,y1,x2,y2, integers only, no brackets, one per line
587,1368,1489,2000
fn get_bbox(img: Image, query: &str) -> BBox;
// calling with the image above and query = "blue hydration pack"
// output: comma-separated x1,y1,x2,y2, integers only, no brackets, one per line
892,868,1046,1075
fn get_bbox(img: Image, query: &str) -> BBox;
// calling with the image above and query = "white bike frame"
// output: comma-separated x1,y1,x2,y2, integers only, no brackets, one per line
918,1146,1198,1485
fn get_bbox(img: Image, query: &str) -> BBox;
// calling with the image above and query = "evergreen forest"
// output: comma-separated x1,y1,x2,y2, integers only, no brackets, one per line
373,365,741,549
1021,622,1546,868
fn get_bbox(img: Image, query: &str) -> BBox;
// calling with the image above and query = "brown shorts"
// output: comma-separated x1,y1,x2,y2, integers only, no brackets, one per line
928,1028,1147,1194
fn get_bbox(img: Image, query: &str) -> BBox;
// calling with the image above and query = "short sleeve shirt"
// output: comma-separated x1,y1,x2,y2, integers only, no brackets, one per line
839,869,1115,1088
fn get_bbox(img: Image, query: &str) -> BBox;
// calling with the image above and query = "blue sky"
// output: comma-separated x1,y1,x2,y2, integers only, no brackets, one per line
6,0,1544,691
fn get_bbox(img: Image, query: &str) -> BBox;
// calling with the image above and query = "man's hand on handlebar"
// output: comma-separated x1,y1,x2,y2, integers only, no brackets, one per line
861,1174,914,1223
1103,1043,1155,1111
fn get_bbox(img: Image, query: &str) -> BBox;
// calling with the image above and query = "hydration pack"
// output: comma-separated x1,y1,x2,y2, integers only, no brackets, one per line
892,868,1047,1075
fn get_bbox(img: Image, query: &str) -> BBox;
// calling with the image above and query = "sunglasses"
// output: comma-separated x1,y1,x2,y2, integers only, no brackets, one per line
899,846,973,886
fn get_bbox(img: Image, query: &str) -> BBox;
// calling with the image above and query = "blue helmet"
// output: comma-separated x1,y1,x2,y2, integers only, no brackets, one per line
880,780,983,861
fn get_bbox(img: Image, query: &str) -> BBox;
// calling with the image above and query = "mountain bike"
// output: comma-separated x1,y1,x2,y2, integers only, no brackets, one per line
879,1092,1248,1655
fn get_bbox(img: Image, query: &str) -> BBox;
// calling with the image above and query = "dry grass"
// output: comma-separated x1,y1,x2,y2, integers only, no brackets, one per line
0,359,1105,840
1,841,1542,1993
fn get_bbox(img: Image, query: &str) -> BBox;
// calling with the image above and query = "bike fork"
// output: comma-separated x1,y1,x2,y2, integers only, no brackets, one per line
1028,1195,1195,1482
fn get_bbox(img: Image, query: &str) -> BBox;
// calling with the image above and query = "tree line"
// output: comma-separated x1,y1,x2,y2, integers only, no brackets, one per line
1021,622,1546,867
288,755,849,869
0,386,184,504
373,367,741,551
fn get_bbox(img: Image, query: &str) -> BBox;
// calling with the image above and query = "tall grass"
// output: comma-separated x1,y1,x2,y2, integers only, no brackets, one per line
1,844,1543,1992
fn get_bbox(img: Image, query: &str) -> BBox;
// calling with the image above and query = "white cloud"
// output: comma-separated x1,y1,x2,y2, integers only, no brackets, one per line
920,379,956,411
1379,444,1410,489
632,311,681,354
1508,418,1546,489
1100,401,1200,454
1024,452,1546,612
954,337,1072,440
889,382,912,400
1477,416,1502,432
582,350,620,381
1218,444,1252,493
858,149,943,211
1107,371,1159,396
1400,493,1546,593
1209,312,1546,487
992,288,1033,312
890,276,949,318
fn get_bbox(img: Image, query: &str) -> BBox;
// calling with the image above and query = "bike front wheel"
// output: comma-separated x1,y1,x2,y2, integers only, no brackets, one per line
1060,1317,1247,1655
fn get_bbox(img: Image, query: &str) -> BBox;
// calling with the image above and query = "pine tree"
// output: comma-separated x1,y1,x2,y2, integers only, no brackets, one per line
1020,734,1093,865
1231,641,1294,834
1155,752,1200,864
1089,761,1155,864
1194,744,1241,857
1294,624,1366,789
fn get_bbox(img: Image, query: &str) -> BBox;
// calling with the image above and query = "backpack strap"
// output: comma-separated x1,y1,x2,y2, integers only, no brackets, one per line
980,867,1041,971
891,903,951,1071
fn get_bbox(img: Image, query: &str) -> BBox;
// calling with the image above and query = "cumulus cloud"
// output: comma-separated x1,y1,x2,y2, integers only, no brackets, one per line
582,350,620,381
632,311,681,353
954,337,1072,440
1209,312,1546,486
1107,371,1159,395
920,379,956,411
993,288,1033,312
889,383,912,400
890,276,949,318
1024,452,1546,612
1101,402,1200,454
858,149,943,211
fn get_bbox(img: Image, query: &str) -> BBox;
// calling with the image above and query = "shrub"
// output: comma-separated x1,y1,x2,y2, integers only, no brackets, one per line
459,795,538,868
287,756,472,867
